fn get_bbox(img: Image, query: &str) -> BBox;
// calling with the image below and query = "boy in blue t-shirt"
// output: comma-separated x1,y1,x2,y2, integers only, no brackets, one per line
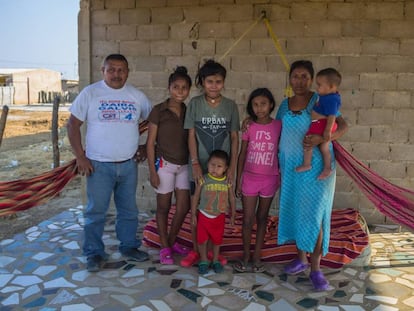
296,68,342,180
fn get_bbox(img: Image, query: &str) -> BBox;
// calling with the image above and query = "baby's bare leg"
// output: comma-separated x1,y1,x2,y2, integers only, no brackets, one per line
296,147,313,172
317,142,332,180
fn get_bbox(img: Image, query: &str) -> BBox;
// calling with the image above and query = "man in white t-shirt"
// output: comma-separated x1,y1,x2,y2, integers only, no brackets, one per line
67,54,152,272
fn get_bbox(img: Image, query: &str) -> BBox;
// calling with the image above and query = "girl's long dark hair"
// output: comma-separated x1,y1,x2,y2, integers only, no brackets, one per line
246,88,276,121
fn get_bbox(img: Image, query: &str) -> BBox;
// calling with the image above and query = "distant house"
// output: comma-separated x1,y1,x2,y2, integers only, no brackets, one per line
0,68,62,105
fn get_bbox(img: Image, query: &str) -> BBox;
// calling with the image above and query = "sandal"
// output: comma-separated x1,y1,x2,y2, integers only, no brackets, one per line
284,258,309,275
159,247,174,265
172,242,190,255
233,260,248,273
212,261,223,273
252,262,265,273
310,270,329,291
198,261,210,275
208,251,227,265
180,250,200,267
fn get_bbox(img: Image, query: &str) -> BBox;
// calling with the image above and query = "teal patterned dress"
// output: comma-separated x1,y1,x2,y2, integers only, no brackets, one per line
276,93,337,256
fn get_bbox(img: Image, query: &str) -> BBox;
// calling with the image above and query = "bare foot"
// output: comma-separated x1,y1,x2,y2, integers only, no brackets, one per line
318,169,332,180
296,165,311,172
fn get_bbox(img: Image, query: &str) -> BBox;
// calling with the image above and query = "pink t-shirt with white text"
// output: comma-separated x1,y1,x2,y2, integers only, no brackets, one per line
242,119,282,176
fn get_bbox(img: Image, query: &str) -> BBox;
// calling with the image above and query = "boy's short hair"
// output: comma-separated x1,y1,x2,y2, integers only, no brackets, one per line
208,149,230,166
317,68,342,87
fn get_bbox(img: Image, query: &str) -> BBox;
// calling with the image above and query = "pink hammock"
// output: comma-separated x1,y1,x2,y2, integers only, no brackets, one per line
333,141,414,231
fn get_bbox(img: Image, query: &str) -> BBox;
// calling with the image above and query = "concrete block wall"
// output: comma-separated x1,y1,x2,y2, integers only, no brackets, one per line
78,0,414,226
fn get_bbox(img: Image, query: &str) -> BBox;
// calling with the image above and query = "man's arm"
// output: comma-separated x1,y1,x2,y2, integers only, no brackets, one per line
66,114,93,176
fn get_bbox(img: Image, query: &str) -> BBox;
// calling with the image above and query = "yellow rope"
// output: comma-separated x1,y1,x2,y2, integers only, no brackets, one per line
263,18,292,97
262,18,290,72
218,13,293,97
218,14,264,62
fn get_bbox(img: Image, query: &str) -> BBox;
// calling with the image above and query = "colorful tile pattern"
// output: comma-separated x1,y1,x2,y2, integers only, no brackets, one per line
1,205,414,310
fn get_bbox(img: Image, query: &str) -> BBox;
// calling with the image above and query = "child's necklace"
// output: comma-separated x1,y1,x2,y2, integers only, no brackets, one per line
205,95,221,105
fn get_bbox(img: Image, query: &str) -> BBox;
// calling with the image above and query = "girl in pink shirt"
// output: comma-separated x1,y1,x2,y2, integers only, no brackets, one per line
234,88,282,273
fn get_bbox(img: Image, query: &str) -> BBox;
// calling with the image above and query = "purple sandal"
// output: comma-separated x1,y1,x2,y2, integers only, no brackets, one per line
284,259,309,275
310,270,329,291
172,242,190,255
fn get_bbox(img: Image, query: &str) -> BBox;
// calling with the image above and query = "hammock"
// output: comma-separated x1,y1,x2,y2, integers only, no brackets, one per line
0,121,149,217
143,207,369,268
0,159,77,217
333,141,414,231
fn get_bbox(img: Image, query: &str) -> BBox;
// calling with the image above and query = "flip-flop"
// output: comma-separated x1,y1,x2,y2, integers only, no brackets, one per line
233,260,248,273
252,263,265,273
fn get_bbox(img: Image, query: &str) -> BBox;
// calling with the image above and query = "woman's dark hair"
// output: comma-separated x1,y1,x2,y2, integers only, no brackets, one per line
246,88,276,121
195,59,227,88
289,60,314,79
168,66,192,88
208,149,230,166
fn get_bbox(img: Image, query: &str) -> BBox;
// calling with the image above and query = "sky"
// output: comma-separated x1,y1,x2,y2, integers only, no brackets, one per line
0,0,79,80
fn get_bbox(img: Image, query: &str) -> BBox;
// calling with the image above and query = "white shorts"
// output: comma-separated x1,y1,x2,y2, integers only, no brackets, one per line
155,157,190,194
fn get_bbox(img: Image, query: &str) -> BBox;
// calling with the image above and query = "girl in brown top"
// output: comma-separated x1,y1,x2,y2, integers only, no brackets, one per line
146,66,192,265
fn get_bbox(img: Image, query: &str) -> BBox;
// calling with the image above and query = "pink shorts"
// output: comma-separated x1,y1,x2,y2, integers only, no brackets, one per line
154,157,190,194
241,171,280,198
307,119,337,135
197,211,225,245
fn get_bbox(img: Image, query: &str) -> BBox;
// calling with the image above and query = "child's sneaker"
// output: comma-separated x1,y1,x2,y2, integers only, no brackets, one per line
198,261,210,275
212,261,223,273
180,250,200,267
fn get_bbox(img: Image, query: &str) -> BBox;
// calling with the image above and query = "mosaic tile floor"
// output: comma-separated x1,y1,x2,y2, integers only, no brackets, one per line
1,205,414,310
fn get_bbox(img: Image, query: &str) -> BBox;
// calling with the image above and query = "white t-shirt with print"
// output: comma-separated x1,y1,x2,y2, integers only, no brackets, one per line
70,80,152,162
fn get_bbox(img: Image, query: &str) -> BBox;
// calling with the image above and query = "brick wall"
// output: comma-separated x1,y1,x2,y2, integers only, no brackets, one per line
78,0,414,226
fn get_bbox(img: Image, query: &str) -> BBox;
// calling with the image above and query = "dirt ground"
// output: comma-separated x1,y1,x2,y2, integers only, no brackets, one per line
0,107,83,240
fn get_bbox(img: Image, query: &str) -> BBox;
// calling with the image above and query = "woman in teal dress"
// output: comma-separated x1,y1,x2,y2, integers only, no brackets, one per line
276,60,348,291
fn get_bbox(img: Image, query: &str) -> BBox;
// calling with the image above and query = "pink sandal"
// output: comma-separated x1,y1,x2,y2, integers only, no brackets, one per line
160,247,173,265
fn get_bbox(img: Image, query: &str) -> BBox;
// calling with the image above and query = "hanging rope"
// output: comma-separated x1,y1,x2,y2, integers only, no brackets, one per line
262,17,290,72
217,11,292,97
218,13,264,63
262,16,292,97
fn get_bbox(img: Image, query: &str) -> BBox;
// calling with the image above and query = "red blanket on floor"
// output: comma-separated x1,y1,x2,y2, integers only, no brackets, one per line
143,207,369,268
